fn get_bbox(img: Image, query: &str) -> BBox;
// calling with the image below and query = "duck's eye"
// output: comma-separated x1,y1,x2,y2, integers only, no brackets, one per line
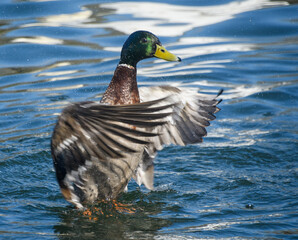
141,38,148,43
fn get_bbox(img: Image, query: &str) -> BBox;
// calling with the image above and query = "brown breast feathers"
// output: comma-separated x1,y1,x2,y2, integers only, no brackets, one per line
101,64,140,105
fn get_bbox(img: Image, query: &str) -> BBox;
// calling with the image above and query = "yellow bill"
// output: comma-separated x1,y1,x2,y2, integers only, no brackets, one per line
154,45,181,62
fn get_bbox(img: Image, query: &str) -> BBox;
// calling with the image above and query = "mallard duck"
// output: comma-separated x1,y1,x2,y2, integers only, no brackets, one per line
51,30,222,209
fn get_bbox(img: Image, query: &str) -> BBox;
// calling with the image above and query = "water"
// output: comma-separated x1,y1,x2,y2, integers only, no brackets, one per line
0,0,297,239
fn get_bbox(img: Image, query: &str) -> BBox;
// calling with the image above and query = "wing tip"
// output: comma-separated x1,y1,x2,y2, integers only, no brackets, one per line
216,89,223,108
217,89,224,97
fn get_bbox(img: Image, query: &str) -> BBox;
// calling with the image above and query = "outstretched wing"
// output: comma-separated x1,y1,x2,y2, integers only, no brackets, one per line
134,86,223,189
51,98,175,206
140,86,222,150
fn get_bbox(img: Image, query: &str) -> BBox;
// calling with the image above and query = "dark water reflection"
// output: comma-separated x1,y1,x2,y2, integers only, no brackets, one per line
53,199,171,239
0,0,298,239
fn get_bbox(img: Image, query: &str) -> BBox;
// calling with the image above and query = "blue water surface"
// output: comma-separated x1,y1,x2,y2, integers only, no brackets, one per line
0,0,297,239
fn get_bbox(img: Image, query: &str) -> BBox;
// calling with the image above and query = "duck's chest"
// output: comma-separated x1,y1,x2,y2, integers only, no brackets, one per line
101,65,140,105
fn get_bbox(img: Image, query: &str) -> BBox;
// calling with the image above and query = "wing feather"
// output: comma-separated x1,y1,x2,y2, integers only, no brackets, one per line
133,86,222,190
139,86,223,151
51,97,175,190
51,86,222,195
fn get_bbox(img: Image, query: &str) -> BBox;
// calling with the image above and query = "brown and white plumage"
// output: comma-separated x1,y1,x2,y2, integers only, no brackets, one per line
51,31,222,209
134,86,222,190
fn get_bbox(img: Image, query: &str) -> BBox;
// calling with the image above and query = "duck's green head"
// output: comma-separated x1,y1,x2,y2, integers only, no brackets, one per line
120,30,181,67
